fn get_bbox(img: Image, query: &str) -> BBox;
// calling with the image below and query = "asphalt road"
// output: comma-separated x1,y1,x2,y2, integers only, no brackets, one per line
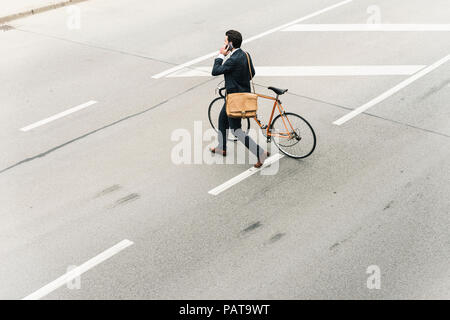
0,0,449,299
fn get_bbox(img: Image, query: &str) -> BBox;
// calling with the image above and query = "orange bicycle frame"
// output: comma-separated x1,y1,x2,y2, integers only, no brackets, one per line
253,93,295,141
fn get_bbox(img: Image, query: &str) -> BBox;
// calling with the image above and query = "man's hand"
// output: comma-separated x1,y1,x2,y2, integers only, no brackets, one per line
219,46,229,56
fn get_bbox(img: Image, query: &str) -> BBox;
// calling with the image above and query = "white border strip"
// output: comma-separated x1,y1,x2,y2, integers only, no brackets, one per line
282,24,450,32
23,239,134,300
151,0,353,79
168,65,426,77
208,153,284,196
333,54,450,125
20,100,97,132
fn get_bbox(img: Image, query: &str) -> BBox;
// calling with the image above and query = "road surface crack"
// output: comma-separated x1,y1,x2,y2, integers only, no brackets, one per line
0,78,214,175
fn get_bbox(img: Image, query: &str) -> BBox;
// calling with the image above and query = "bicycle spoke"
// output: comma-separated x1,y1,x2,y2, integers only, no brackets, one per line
271,112,316,159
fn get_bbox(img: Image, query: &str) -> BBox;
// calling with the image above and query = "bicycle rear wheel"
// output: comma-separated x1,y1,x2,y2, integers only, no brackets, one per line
270,112,316,159
208,97,250,142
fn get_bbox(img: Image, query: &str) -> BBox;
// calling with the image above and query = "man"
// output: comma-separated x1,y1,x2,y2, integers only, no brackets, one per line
210,30,269,168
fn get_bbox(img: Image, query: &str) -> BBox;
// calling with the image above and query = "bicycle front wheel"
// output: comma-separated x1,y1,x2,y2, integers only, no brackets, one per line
208,97,250,142
270,112,316,159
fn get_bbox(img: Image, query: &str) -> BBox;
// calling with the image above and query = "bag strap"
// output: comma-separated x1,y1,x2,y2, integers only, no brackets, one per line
244,51,256,93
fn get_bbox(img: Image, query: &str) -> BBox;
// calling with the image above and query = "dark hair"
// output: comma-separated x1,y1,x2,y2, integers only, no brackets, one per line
225,30,242,48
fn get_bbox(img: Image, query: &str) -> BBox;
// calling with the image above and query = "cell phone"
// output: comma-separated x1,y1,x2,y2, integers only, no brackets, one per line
226,43,233,52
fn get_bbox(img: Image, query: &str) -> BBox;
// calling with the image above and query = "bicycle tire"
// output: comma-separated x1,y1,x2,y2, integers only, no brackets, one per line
270,112,316,159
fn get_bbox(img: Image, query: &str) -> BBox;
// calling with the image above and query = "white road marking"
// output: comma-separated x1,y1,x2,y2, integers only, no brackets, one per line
20,100,97,132
333,54,450,125
168,65,426,77
208,153,284,196
22,239,134,300
282,24,450,32
151,0,353,78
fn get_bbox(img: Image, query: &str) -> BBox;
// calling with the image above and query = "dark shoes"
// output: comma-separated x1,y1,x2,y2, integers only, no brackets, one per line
210,147,227,156
254,152,270,168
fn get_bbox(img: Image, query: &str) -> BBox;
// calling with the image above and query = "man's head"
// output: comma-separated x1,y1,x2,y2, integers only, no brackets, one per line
225,30,242,49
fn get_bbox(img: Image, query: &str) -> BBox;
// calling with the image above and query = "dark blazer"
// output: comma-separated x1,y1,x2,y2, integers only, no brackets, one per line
211,49,255,94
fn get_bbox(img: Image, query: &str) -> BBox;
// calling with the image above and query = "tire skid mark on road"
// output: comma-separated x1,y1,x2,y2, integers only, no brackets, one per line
240,221,263,237
267,232,286,244
329,227,362,251
95,184,122,198
383,200,395,211
111,193,140,208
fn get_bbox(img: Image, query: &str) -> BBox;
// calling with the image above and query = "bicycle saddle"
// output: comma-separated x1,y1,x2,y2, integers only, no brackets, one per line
268,86,288,95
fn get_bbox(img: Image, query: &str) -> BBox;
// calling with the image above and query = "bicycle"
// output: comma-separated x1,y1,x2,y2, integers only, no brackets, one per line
208,83,316,159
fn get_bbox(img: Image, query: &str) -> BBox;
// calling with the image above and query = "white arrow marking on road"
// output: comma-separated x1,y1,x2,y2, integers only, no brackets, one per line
20,100,97,132
282,24,450,32
167,65,426,77
23,239,134,300
333,54,450,125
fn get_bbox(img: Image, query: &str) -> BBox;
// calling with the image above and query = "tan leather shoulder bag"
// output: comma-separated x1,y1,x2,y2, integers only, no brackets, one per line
225,51,258,118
